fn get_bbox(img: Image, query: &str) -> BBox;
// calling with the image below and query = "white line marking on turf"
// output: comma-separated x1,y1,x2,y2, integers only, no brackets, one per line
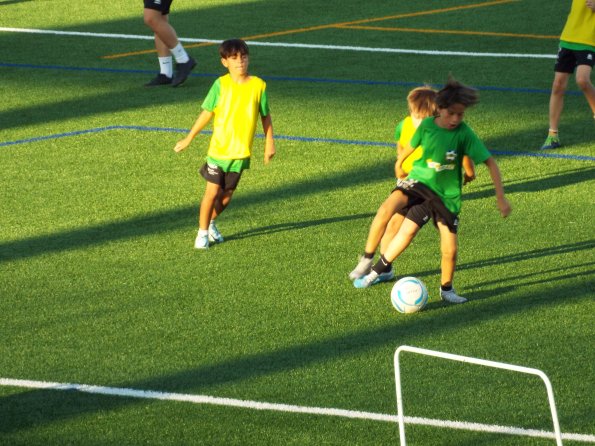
0,27,555,59
1,378,594,443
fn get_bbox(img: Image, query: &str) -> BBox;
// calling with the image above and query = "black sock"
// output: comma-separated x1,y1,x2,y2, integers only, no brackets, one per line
441,284,452,291
372,255,392,274
363,252,374,259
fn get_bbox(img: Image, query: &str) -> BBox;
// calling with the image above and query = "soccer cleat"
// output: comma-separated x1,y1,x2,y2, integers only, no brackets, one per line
376,268,395,283
172,57,197,87
440,287,467,304
144,74,173,87
194,232,209,250
353,271,379,289
208,221,224,243
540,135,561,150
349,256,373,280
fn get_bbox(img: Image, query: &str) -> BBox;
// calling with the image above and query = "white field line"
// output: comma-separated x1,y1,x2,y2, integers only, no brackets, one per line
0,27,556,59
1,378,594,443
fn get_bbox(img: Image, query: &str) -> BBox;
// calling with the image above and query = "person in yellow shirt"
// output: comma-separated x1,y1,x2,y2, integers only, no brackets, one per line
174,39,276,249
541,0,595,149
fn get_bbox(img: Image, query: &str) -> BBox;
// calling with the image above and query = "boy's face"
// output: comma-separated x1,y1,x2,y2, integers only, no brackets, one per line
221,52,249,77
436,103,466,130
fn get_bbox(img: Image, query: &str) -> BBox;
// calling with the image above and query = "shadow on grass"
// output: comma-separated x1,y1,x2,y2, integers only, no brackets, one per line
0,0,32,5
0,274,591,434
1,161,593,263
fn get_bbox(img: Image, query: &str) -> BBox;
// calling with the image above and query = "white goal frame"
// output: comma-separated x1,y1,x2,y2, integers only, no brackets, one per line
394,345,563,446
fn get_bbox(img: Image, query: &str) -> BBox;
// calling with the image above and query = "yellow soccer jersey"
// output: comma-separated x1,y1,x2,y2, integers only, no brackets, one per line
202,74,269,160
560,0,595,47
394,116,421,174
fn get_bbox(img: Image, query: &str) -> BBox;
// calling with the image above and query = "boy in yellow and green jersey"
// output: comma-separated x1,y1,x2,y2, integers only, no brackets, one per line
541,0,595,149
174,39,276,249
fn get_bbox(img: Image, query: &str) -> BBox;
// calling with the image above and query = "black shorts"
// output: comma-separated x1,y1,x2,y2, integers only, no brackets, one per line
555,47,595,73
200,163,242,191
144,0,172,15
393,179,459,234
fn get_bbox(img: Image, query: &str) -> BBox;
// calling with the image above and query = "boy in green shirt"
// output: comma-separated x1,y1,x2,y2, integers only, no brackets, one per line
174,39,276,249
349,86,476,282
354,78,511,305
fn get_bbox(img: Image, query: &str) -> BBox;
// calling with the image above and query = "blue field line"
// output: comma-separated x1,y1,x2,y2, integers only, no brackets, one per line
0,61,582,96
1,125,594,161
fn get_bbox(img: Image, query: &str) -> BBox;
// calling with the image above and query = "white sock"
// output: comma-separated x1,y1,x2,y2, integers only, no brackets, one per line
158,56,173,78
198,228,208,237
170,43,189,64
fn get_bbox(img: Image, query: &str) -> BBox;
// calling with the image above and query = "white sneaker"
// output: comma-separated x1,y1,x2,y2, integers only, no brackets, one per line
349,256,373,280
208,221,224,243
194,232,209,249
440,287,467,304
353,271,379,288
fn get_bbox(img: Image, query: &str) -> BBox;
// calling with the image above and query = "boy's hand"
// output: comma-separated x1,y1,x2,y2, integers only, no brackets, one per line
463,172,476,185
497,197,512,218
587,0,595,11
264,143,276,165
174,138,191,153
396,165,407,179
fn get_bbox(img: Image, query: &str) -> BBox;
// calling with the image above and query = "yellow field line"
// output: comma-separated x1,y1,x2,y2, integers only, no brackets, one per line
102,0,518,59
338,25,559,40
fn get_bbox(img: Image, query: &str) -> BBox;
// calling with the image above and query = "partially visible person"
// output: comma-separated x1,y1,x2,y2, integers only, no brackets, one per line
541,0,595,149
143,0,196,87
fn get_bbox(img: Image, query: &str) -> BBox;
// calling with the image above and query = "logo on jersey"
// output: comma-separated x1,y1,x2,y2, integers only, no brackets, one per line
427,150,458,172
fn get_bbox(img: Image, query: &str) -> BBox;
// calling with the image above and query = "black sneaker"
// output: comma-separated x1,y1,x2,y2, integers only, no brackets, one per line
172,57,197,87
144,74,173,87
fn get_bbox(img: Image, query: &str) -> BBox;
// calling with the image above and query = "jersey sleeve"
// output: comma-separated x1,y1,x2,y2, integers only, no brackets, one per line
463,125,491,164
201,78,221,111
259,84,270,117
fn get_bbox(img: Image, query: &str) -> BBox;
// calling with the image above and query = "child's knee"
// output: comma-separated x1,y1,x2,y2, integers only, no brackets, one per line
575,75,594,92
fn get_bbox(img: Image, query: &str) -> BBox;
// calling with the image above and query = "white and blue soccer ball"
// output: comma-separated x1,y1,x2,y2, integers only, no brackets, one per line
391,277,429,314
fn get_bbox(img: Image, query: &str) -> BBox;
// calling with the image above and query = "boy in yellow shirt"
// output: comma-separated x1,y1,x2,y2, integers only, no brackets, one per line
174,39,276,249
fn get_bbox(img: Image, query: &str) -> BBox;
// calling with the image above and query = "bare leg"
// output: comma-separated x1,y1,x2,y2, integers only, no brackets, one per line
364,190,409,254
211,189,234,220
380,213,406,253
548,72,570,132
143,9,179,52
381,218,422,263
199,182,221,230
437,222,458,287
575,65,595,115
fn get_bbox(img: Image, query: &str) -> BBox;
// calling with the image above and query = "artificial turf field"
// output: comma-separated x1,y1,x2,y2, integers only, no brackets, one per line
1,0,594,444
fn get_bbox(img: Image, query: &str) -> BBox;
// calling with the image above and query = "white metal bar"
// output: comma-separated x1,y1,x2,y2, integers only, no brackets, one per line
394,345,563,446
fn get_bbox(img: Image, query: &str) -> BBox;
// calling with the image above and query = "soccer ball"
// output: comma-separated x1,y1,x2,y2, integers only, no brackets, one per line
391,277,429,314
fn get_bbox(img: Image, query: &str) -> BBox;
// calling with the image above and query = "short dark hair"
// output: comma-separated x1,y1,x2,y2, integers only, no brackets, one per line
435,77,479,109
219,39,249,58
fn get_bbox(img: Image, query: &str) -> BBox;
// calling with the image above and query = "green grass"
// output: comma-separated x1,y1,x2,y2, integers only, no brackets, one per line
1,0,594,444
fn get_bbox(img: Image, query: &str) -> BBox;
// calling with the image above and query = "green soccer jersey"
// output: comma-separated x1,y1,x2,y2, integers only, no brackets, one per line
408,117,491,214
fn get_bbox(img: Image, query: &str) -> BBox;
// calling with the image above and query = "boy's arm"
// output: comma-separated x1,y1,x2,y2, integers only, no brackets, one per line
396,143,415,179
484,157,512,217
462,155,476,185
173,110,214,153
261,114,275,164
394,142,404,178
